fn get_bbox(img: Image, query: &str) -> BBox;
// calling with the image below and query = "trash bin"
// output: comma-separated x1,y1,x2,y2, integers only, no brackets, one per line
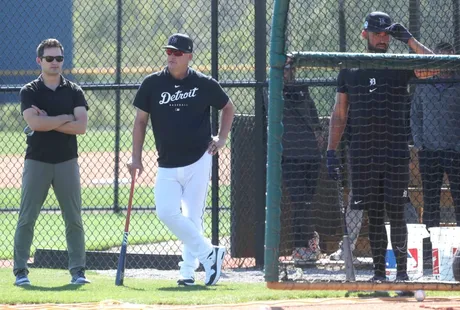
429,227,460,281
230,114,258,258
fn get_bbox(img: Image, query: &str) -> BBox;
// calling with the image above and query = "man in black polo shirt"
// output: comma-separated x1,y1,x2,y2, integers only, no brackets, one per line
14,38,89,286
127,33,235,286
326,12,436,282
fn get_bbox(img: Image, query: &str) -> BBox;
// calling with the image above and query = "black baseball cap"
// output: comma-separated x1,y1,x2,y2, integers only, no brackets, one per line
163,33,193,53
363,12,392,32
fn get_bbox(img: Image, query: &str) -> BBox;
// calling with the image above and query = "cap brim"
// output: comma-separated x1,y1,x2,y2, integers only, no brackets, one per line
365,26,390,33
163,45,180,50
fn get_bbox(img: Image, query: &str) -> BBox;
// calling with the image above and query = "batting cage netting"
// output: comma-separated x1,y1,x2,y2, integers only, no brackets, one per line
265,0,460,292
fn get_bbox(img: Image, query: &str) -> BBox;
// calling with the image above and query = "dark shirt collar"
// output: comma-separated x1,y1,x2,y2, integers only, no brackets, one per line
37,74,68,90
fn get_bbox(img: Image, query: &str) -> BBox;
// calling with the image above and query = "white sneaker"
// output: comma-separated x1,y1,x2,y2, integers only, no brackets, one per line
178,262,195,286
329,240,358,262
329,241,345,261
201,246,226,286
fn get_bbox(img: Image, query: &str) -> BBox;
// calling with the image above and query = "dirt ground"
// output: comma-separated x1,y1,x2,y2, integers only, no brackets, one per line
0,149,232,189
3,297,460,309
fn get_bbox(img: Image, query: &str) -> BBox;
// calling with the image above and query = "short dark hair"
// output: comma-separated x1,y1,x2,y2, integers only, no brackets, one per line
36,38,64,58
434,42,455,54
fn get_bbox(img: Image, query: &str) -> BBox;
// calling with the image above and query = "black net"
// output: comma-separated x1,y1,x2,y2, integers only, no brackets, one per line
276,2,460,284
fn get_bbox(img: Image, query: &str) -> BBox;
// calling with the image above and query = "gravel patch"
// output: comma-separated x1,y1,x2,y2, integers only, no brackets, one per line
95,268,266,284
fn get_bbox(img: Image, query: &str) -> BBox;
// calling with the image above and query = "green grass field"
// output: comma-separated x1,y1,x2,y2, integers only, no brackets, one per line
0,209,231,260
0,185,231,210
0,268,332,305
0,129,156,156
1,268,460,305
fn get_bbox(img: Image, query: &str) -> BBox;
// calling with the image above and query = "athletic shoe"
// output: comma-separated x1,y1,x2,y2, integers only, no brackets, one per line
292,232,321,262
393,272,414,296
70,270,91,285
395,273,410,281
14,270,31,286
369,275,387,282
177,276,195,286
201,246,226,286
177,264,195,286
329,241,345,261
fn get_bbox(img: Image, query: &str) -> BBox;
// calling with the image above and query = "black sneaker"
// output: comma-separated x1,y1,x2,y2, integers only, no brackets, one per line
369,275,387,282
395,273,413,296
14,270,31,286
395,273,409,281
177,277,195,286
70,270,91,285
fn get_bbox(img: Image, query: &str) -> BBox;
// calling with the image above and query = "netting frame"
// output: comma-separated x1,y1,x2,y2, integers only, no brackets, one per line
265,0,460,291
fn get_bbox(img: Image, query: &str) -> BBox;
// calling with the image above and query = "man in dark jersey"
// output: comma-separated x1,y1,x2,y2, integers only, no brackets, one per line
282,57,322,262
14,38,90,286
127,33,235,286
326,12,436,282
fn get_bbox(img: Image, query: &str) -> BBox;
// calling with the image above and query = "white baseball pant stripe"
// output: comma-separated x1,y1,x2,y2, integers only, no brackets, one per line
154,151,213,272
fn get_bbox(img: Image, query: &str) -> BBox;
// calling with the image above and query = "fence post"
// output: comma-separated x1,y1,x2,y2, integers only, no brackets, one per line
339,0,346,52
211,0,220,245
113,0,122,213
408,0,421,47
454,0,460,53
254,0,267,267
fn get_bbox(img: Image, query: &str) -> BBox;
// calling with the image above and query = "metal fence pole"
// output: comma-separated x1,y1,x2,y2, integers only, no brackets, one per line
339,0,347,52
113,0,122,213
254,0,267,267
211,0,220,245
408,0,421,47
454,0,460,53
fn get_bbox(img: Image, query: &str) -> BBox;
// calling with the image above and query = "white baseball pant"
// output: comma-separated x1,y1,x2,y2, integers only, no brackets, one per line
154,151,213,275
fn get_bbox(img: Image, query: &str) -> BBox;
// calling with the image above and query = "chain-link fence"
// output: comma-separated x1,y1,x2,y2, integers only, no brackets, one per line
0,0,272,271
0,0,459,280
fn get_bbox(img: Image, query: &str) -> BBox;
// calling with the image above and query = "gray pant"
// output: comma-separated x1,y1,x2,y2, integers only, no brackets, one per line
13,159,86,276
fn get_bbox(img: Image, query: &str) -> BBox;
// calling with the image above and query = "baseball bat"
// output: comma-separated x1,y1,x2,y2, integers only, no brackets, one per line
336,168,356,282
115,172,137,286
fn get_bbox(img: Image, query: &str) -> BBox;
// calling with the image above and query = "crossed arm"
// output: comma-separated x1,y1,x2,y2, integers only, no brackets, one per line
23,105,88,135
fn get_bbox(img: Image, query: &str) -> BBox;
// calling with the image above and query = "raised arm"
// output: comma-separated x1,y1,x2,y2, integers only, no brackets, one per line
386,23,438,79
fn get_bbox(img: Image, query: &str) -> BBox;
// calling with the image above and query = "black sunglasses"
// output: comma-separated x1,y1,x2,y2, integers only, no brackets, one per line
41,56,64,62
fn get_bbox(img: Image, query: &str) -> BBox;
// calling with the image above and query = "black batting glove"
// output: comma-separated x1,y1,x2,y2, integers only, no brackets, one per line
385,23,413,44
326,150,340,180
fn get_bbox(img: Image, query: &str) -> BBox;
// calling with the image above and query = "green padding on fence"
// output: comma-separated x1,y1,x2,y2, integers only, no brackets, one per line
265,0,290,283
291,51,460,70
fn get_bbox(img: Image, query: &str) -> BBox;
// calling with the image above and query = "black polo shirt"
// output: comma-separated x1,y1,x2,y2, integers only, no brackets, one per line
337,68,415,159
133,68,229,168
282,84,320,160
20,75,89,164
